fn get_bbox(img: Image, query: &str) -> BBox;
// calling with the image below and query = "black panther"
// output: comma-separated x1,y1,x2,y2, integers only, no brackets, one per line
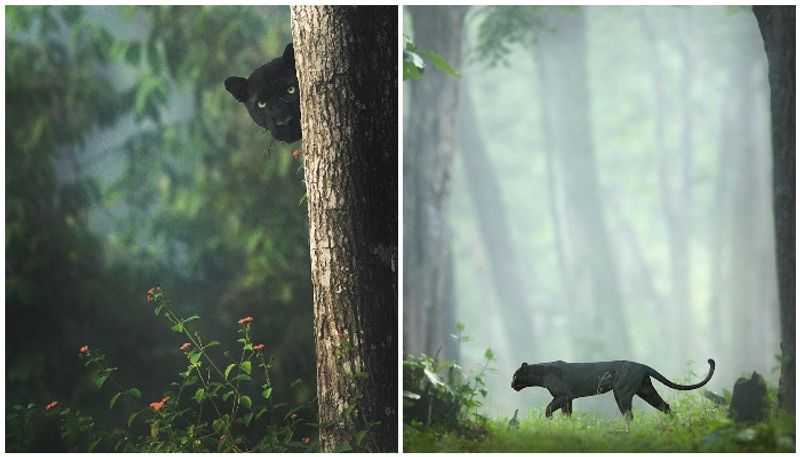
511,358,715,422
224,43,301,143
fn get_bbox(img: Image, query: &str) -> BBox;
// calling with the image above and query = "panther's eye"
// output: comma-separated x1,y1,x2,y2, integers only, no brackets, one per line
257,101,267,109
286,85,296,95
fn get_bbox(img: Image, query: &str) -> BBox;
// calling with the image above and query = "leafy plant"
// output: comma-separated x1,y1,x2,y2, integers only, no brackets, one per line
403,33,461,80
403,323,494,427
6,288,317,452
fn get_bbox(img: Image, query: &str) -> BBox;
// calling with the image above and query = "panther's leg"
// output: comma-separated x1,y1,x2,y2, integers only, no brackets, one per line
613,389,634,423
545,396,569,419
636,377,670,414
561,399,573,417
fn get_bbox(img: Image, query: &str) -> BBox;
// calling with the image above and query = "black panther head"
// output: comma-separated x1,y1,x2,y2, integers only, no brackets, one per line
224,43,301,143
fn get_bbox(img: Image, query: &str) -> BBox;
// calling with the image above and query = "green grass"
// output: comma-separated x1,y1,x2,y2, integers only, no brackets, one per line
404,395,796,452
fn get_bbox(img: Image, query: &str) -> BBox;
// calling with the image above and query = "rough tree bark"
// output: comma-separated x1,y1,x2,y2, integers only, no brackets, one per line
404,6,467,359
753,5,796,415
291,6,398,451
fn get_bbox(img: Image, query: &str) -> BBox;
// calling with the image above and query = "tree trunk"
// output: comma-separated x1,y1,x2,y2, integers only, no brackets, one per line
459,92,536,361
291,6,398,451
753,5,795,415
404,6,467,358
535,7,631,357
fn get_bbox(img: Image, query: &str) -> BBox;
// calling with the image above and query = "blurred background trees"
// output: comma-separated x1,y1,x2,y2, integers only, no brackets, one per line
6,6,315,449
404,5,780,418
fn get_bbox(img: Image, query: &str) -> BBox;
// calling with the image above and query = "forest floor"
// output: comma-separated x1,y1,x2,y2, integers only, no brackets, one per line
403,398,795,452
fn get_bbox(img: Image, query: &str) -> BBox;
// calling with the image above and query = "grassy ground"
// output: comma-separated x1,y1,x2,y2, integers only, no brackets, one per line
403,396,796,452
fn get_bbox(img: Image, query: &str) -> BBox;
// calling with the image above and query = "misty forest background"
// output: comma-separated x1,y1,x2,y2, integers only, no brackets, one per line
404,6,783,419
6,5,318,448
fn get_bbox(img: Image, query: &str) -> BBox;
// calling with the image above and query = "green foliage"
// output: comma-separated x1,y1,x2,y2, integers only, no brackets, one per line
403,33,461,80
470,5,549,66
6,288,317,452
404,396,795,452
403,324,494,427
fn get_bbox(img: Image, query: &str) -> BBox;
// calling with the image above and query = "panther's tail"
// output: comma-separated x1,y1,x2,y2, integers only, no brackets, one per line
648,359,715,391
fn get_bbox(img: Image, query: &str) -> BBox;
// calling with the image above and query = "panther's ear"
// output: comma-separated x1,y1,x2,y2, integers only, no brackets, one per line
521,362,528,368
282,43,295,66
224,76,249,103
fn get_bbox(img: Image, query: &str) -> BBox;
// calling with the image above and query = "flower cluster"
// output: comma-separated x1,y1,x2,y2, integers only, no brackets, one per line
238,316,254,325
149,396,170,412
45,401,59,412
253,343,265,351
146,286,163,303
79,345,89,353
179,342,192,352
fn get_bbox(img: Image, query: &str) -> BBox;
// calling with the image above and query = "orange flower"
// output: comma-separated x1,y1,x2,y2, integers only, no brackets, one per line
149,401,164,412
79,345,89,353
238,316,254,325
146,286,163,303
45,401,59,412
179,342,192,352
160,396,171,404
253,343,265,351
302,437,312,446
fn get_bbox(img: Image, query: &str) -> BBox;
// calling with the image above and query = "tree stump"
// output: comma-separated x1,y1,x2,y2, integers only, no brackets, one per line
729,372,769,422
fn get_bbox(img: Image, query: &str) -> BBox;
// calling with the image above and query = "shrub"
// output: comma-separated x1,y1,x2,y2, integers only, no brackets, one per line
6,287,317,452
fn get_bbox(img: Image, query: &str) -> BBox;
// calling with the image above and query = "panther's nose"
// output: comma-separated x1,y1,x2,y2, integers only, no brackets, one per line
275,116,293,127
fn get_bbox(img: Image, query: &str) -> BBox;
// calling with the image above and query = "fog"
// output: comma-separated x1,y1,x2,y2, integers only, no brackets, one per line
404,6,777,419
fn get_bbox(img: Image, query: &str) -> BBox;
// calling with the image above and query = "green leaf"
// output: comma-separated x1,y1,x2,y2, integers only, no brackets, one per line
262,387,273,400
403,391,421,400
222,390,236,402
88,437,102,452
127,411,140,427
212,417,226,433
484,347,494,360
126,387,141,399
354,371,370,379
290,378,303,388
204,340,220,349
421,50,461,78
193,388,205,404
241,360,252,375
241,411,254,427
171,322,184,333
109,392,122,409
232,373,252,382
96,374,109,389
189,352,202,365
224,363,236,380
184,315,200,323
344,402,356,418
355,429,368,446
423,368,444,387
239,395,252,409
255,406,268,420
125,42,141,65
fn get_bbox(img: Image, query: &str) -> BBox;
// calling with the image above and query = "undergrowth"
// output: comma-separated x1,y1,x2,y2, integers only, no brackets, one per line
404,393,796,452
6,287,318,452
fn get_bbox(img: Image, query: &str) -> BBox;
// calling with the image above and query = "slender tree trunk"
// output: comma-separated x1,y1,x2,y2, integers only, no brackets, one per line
291,6,398,451
535,7,631,356
753,5,796,415
459,92,536,361
404,6,467,358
